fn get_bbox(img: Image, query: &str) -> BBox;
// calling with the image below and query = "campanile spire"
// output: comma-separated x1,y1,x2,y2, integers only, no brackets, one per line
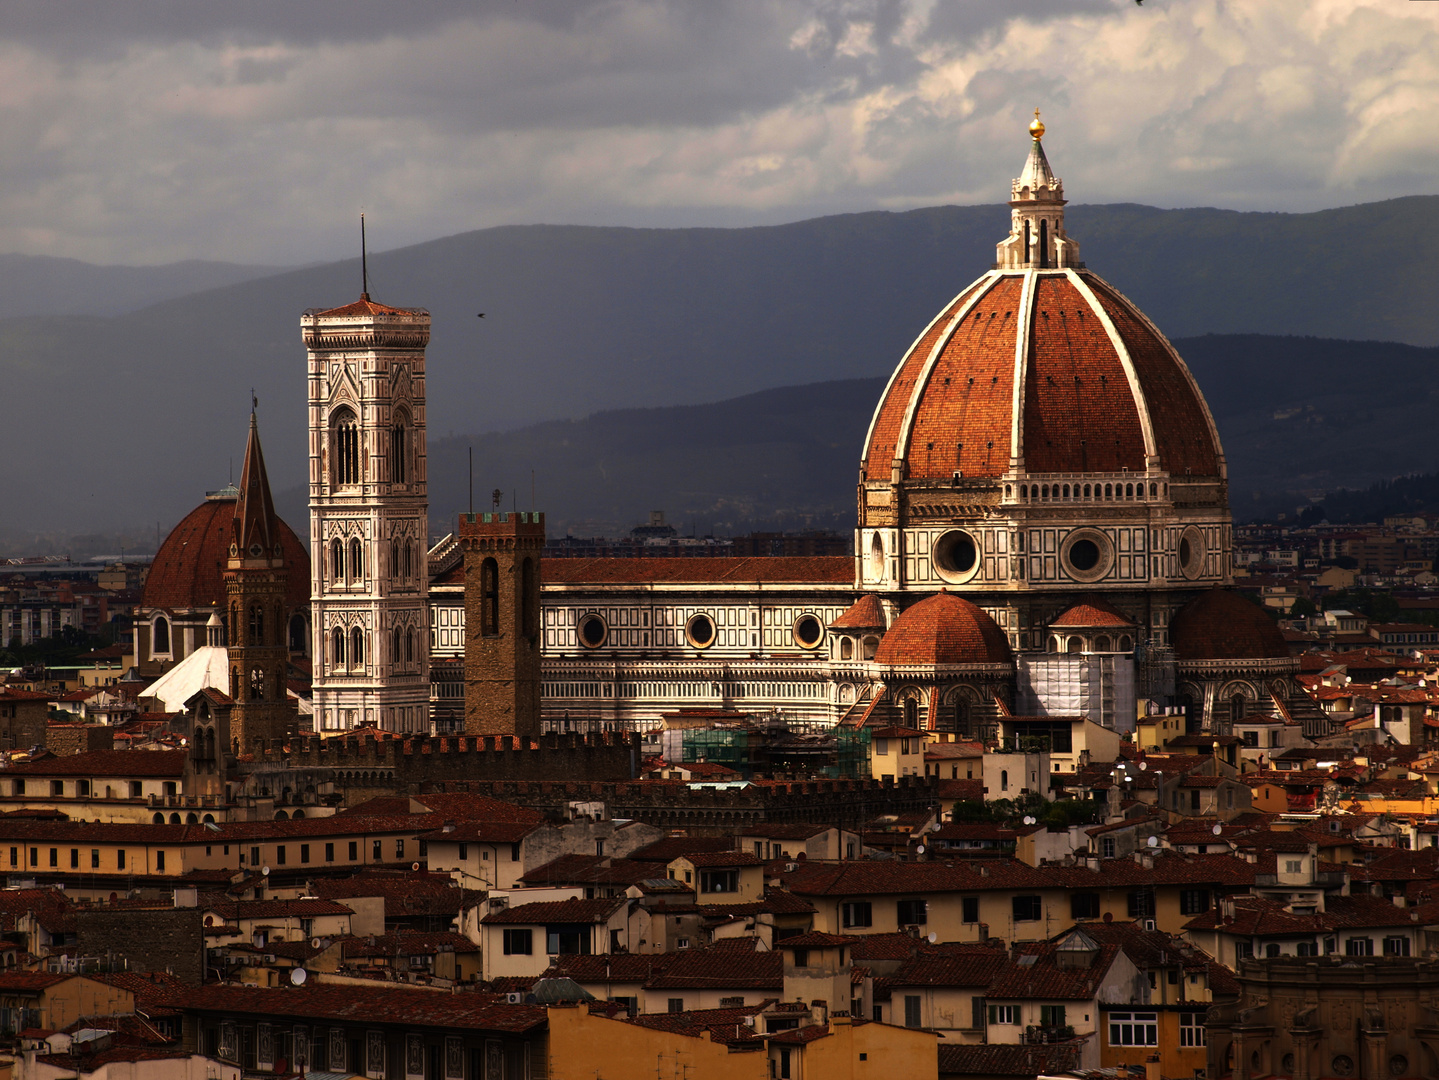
996,110,1081,270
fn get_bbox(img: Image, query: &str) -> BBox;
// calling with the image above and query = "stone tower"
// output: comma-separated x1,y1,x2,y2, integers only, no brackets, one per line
224,411,297,749
459,511,544,738
302,293,431,733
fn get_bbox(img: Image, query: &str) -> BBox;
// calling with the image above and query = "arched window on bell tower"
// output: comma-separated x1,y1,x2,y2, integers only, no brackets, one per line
331,628,345,670
349,538,363,583
248,604,264,646
391,410,409,485
332,407,360,486
351,627,365,669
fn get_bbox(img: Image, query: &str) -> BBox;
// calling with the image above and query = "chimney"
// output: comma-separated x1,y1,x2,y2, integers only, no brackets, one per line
1145,1055,1160,1080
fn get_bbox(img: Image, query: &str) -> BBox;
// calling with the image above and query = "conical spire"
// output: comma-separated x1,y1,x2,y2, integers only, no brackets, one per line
233,408,281,560
996,109,1081,270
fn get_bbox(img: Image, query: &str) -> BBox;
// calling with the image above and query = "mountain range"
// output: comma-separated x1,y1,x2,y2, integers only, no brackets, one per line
6,195,1439,551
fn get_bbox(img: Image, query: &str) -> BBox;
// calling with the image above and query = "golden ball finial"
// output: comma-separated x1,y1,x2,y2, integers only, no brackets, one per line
1029,108,1045,140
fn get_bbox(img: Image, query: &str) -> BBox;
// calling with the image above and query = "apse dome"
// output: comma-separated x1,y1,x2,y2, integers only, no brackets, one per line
1169,588,1289,663
854,114,1231,606
873,591,1013,668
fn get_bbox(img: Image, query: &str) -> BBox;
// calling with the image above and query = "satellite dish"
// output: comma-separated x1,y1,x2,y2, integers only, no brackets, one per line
1138,762,1148,771
1022,816,1036,826
1212,824,1223,836
927,933,937,943
412,862,421,872
915,845,926,855
262,866,270,876
1147,836,1159,848
311,938,322,949
291,968,307,986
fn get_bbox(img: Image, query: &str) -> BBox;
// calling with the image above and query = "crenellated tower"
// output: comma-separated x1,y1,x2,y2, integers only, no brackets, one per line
223,411,298,749
302,292,431,733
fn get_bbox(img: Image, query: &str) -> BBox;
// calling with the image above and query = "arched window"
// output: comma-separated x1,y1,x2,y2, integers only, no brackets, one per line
1094,635,1111,652
480,558,499,637
331,539,343,584
229,603,238,645
1001,770,1009,792
1062,484,1070,498
332,408,360,485
903,697,918,728
521,557,537,637
332,628,345,669
1039,219,1049,268
349,539,362,583
391,411,409,484
1126,483,1134,498
249,666,264,701
1105,484,1113,498
153,616,170,655
393,627,403,667
1230,694,1247,723
289,613,306,653
406,627,415,663
840,638,853,661
861,636,878,661
351,627,365,669
405,541,414,579
248,604,263,646
1067,637,1083,654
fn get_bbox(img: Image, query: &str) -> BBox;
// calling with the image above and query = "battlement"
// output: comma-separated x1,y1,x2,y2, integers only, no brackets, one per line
458,511,545,539
240,731,637,787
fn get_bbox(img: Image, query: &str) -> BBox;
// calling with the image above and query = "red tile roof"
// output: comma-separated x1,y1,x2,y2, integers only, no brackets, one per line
141,495,309,613
873,591,1012,667
1170,589,1290,661
983,940,1123,1001
308,296,425,318
541,557,851,585
640,944,783,991
829,594,886,630
171,984,544,1032
6,748,185,778
1049,596,1134,628
481,898,623,925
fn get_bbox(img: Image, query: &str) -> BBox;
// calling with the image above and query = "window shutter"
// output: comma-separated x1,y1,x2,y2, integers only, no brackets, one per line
974,997,986,1030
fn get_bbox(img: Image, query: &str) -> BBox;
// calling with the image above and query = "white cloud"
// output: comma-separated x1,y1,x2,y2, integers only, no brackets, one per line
0,0,1435,264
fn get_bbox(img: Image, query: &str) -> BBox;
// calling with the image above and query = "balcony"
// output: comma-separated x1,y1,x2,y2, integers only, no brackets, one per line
1022,1025,1076,1045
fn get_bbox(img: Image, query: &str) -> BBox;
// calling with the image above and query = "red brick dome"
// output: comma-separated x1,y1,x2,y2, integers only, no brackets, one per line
1169,589,1288,662
873,591,1012,667
862,270,1222,482
142,492,310,613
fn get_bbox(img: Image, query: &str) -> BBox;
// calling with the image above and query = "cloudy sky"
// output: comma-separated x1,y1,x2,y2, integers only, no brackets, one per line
3,0,1436,266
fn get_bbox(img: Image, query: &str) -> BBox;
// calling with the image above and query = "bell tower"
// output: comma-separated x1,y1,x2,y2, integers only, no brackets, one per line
459,510,544,739
224,411,297,749
303,289,431,733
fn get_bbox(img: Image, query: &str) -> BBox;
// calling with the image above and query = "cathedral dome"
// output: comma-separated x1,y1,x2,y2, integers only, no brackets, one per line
1169,589,1289,662
873,591,1013,667
862,118,1222,487
142,490,310,613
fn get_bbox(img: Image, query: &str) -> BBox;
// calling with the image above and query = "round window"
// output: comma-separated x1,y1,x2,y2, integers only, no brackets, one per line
686,614,717,649
793,615,824,649
933,529,980,583
1069,539,1100,571
577,614,607,648
1061,530,1112,583
1179,526,1206,580
867,532,885,581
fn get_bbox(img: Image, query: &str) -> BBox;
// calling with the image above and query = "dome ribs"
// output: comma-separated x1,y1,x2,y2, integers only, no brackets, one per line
1022,276,1145,475
904,275,1024,480
863,278,993,479
1086,278,1222,478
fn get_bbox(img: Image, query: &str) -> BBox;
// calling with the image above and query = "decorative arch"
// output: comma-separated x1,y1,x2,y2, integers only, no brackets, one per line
152,615,171,656
390,407,410,484
331,406,360,485
350,627,365,669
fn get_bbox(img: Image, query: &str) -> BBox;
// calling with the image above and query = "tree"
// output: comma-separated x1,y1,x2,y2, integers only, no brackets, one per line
1290,597,1317,618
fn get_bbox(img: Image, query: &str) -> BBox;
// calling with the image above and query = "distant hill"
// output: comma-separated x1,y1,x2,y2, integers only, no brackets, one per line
0,253,294,319
9,196,1439,543
266,335,1439,541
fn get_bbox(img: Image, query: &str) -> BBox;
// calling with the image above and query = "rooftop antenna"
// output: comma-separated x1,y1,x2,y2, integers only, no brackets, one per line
468,448,474,516
360,213,370,300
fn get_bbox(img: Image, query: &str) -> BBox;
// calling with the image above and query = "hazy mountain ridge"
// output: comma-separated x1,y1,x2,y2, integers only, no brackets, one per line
7,196,1439,542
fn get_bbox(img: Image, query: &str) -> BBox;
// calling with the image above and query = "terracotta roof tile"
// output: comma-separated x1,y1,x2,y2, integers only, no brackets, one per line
873,592,1012,667
1170,589,1290,662
829,594,887,630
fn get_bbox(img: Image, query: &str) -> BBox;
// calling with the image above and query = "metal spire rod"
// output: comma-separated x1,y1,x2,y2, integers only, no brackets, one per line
361,213,369,300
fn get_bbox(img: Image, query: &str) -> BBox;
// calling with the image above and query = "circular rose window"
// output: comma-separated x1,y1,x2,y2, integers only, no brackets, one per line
793,615,824,649
686,614,717,649
577,614,607,648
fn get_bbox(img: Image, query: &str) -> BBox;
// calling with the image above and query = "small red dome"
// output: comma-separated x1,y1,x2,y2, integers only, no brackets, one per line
873,592,1012,667
1170,589,1288,661
142,494,310,613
